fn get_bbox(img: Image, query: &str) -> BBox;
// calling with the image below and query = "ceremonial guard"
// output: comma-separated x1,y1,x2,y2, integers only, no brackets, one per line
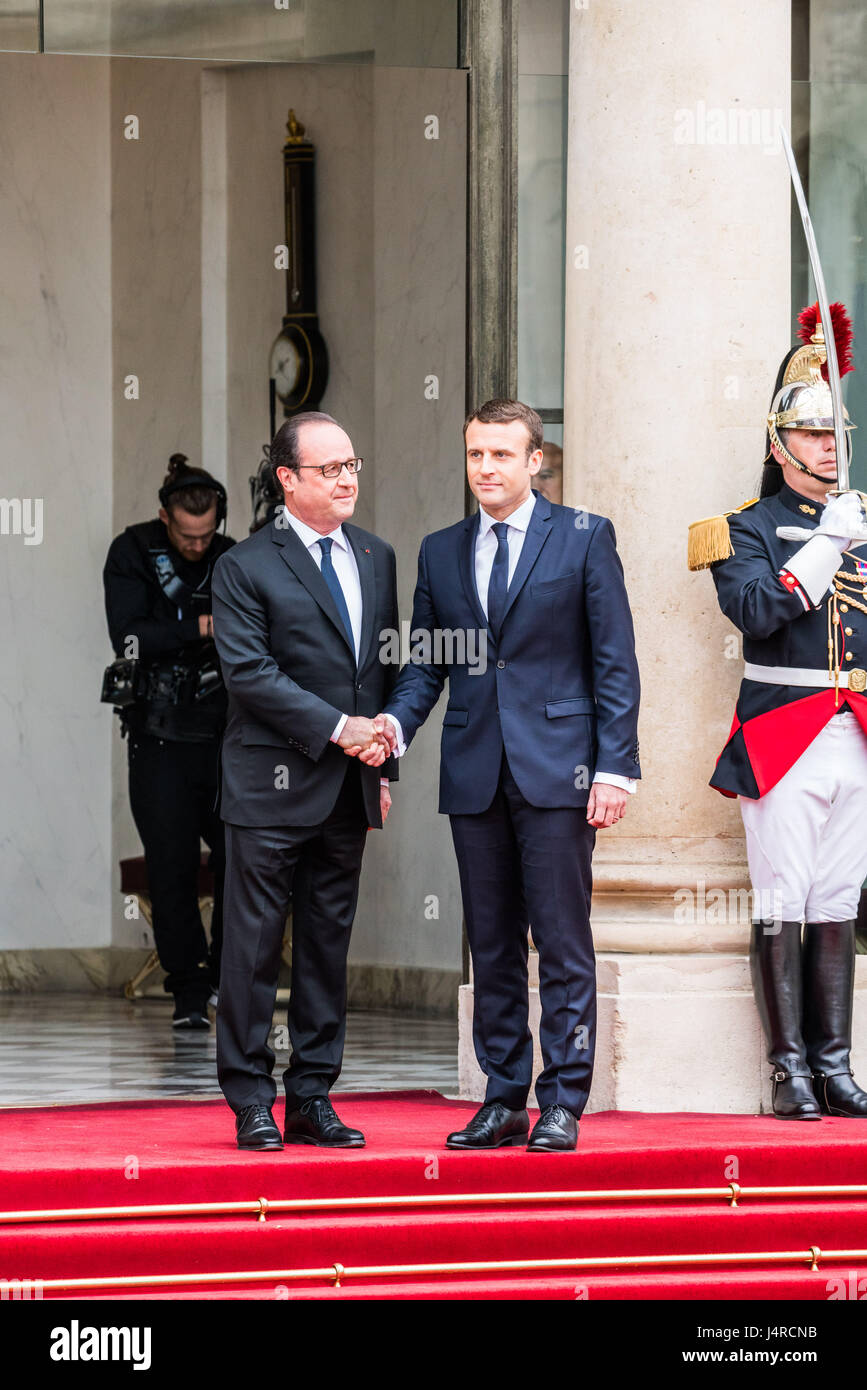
689,303,867,1120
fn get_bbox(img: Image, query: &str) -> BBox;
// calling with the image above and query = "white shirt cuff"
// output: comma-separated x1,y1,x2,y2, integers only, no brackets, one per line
330,713,348,743
593,772,637,794
782,533,847,606
381,712,406,757
380,778,390,787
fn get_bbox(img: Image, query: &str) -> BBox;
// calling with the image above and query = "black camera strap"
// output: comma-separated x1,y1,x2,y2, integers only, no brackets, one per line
148,546,211,612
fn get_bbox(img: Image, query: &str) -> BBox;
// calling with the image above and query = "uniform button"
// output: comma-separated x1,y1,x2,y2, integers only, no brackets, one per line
355,681,362,690
846,627,854,636
846,652,853,660
496,659,506,670
841,604,850,613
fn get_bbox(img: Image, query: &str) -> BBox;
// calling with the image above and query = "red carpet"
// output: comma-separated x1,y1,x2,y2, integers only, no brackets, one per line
2,1091,867,1299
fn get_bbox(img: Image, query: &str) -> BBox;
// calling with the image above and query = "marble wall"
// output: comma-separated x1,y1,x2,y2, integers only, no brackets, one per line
0,54,113,954
223,62,376,534
0,49,466,992
223,61,467,978
108,57,207,952
564,0,792,909
356,66,467,979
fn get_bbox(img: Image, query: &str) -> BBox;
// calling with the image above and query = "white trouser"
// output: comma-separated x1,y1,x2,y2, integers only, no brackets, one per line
738,710,867,923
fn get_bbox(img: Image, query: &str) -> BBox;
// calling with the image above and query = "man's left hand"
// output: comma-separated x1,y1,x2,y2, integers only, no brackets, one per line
586,783,628,829
380,782,392,825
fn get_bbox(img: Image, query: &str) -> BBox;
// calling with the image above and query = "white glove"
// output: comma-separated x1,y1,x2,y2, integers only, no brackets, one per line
817,491,867,547
777,490,867,550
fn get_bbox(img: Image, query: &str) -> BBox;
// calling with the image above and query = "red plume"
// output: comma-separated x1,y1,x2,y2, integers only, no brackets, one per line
797,300,855,379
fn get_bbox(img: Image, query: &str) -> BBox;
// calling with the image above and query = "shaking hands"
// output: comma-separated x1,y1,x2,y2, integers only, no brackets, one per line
337,714,397,768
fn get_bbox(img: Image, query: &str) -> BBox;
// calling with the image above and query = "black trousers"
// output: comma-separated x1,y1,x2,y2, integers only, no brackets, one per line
217,762,368,1113
127,732,225,997
450,752,597,1116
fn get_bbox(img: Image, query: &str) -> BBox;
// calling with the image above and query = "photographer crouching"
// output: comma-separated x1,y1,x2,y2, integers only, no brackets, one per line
103,455,236,1028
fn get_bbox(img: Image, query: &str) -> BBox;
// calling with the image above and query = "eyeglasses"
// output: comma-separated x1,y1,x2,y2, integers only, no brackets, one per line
296,458,363,479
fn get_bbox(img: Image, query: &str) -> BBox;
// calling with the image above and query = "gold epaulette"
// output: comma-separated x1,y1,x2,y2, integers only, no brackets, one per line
687,498,760,572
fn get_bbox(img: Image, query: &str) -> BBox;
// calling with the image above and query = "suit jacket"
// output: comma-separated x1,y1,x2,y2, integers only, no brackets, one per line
212,512,399,828
710,481,867,799
385,490,641,814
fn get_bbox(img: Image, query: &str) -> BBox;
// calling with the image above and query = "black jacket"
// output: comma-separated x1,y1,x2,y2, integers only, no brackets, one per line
103,518,236,739
212,513,399,829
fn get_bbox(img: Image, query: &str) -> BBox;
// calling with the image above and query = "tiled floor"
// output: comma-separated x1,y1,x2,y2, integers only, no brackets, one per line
0,995,458,1108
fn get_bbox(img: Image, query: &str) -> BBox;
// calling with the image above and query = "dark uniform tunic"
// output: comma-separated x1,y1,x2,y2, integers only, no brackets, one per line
103,518,235,1002
710,481,867,800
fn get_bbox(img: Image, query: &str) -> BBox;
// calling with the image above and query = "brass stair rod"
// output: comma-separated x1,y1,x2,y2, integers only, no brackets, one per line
30,1245,867,1294
3,1182,867,1226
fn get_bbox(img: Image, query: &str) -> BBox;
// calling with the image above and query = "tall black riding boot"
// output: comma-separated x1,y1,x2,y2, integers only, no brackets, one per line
750,921,821,1120
803,921,867,1117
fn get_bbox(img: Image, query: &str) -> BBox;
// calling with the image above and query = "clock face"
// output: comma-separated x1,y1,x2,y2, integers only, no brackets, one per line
270,332,302,401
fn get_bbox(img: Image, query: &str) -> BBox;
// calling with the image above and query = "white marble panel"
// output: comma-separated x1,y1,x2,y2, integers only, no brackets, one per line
201,67,229,487
0,53,113,950
350,66,467,976
108,57,208,948
224,62,375,532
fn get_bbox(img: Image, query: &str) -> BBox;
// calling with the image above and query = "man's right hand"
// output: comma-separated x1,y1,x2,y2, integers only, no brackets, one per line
821,490,867,549
339,715,397,766
198,614,214,638
357,716,397,766
338,716,384,754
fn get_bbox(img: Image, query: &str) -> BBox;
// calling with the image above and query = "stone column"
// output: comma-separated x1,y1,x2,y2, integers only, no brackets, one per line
566,0,790,1110
559,0,862,1109
460,0,867,1111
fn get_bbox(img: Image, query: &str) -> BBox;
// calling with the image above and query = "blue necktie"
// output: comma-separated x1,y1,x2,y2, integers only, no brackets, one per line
317,537,354,651
486,521,510,638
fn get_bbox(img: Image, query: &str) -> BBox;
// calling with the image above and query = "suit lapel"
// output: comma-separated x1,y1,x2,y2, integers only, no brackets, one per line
501,492,554,625
270,517,356,662
344,525,377,669
459,512,489,633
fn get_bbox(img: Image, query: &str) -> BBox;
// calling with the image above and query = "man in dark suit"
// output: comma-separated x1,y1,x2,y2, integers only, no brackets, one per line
211,411,398,1151
371,399,640,1151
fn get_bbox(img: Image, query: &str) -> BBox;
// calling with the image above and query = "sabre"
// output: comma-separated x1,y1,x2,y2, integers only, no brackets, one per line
780,126,850,492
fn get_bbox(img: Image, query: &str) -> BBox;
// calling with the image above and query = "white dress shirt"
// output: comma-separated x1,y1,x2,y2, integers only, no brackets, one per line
282,507,369,751
474,490,537,612
385,493,636,795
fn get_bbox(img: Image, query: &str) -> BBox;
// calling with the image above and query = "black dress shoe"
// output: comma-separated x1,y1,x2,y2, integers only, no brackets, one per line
236,1104,283,1151
527,1104,579,1151
283,1096,365,1147
445,1101,529,1149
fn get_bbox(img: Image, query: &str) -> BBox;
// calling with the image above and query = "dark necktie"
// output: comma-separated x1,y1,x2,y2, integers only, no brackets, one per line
486,521,510,638
317,537,354,650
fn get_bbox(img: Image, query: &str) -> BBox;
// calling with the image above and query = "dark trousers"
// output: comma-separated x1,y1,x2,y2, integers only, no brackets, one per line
217,762,368,1113
127,732,224,997
450,752,597,1116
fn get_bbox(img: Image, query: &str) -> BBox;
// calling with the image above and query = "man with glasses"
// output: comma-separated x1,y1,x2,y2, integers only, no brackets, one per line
211,411,399,1150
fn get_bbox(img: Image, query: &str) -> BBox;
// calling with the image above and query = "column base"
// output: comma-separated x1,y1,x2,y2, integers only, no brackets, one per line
458,952,867,1114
